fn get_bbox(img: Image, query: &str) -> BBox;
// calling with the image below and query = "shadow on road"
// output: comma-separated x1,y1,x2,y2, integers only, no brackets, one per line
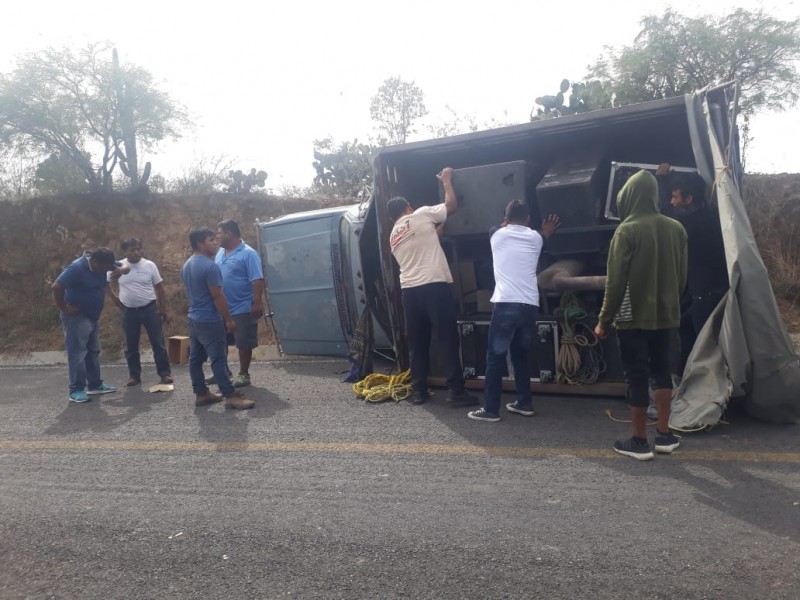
605,455,800,544
193,386,289,449
44,390,172,436
682,462,799,544
353,359,800,545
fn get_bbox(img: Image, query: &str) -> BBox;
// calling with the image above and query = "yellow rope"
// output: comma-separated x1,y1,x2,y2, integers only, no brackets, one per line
353,370,413,403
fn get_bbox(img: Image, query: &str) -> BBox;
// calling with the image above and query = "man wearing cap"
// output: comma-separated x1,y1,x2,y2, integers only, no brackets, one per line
52,248,129,403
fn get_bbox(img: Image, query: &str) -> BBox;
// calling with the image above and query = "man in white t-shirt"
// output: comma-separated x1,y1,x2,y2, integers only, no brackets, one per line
107,238,173,387
468,200,558,422
389,167,478,407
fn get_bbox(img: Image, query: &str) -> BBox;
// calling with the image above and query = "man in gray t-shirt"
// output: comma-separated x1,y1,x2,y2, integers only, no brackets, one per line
388,167,478,408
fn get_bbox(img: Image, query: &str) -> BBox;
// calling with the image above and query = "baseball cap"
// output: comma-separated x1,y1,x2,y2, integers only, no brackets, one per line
89,248,122,268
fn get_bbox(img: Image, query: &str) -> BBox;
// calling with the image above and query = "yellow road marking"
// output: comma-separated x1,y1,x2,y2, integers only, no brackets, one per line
0,439,799,463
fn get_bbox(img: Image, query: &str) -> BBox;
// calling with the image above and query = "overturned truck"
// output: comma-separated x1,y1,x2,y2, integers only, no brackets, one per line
259,83,800,427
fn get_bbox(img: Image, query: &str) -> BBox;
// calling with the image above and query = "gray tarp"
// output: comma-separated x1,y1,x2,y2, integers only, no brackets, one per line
670,90,800,428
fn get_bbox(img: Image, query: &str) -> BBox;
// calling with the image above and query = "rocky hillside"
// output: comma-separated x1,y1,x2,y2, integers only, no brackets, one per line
0,192,341,355
0,174,798,356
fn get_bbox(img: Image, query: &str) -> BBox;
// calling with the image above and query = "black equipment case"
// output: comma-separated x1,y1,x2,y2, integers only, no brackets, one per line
458,319,560,384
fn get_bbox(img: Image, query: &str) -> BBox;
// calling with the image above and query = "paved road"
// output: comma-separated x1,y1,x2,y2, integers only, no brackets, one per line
1,360,798,599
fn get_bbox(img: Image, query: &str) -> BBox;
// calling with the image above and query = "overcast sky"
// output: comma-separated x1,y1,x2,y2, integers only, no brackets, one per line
3,0,799,189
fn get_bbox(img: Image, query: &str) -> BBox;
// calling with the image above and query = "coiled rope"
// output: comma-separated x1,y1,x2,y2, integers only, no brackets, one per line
554,293,606,385
353,370,413,403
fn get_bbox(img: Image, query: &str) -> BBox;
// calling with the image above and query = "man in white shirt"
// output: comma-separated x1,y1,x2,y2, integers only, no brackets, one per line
107,238,173,387
468,200,558,422
389,167,478,407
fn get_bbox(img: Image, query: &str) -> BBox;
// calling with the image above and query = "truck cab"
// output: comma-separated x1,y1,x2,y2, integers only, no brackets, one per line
256,204,390,356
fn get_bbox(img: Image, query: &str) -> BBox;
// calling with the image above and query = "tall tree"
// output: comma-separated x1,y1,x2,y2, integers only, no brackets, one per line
370,77,427,145
0,42,190,192
311,137,374,199
587,8,800,117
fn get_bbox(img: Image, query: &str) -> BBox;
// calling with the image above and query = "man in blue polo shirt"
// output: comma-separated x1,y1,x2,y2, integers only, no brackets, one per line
215,219,265,388
181,227,254,409
52,248,126,403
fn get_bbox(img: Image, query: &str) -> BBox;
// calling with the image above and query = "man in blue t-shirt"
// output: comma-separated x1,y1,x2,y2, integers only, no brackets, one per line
215,219,265,389
181,227,254,410
51,248,126,403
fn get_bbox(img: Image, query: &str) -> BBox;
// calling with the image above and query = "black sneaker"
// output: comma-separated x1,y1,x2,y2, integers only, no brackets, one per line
654,430,681,454
467,408,500,422
445,389,480,408
613,437,654,461
506,402,535,417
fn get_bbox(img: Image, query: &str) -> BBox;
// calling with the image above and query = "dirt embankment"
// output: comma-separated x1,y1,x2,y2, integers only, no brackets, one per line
741,174,800,332
0,191,340,355
0,175,798,356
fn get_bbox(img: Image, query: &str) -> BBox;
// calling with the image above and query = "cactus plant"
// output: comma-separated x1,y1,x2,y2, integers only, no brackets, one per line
226,168,268,193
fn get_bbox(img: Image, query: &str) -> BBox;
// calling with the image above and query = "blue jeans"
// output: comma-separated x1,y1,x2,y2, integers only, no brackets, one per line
188,319,234,397
61,313,103,393
483,303,538,415
122,302,171,379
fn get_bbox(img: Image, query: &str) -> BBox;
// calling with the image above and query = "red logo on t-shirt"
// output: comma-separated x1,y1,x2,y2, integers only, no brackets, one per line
390,218,414,250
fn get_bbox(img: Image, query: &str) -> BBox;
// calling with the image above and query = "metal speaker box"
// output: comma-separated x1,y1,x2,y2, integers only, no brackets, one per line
536,153,609,229
438,161,536,236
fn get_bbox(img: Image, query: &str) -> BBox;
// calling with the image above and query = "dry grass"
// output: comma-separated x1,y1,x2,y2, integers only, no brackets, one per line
742,174,800,332
1,179,798,355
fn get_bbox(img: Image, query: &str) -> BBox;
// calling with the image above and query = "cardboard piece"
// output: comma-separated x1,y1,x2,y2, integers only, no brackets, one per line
148,383,175,393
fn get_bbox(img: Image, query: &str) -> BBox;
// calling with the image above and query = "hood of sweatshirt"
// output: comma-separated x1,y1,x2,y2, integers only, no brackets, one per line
616,170,659,222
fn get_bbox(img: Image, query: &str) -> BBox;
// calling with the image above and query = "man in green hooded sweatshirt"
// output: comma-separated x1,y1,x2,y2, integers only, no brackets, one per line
595,170,688,460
